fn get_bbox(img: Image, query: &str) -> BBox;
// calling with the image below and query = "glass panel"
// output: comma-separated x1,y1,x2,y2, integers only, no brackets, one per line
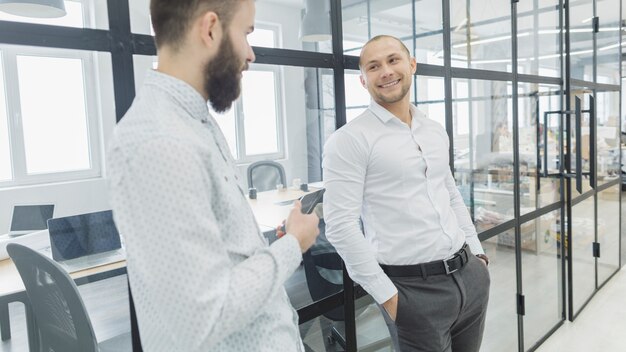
129,0,151,35
354,294,394,350
595,91,621,186
17,55,91,174
0,53,11,182
344,70,370,123
597,185,620,286
480,234,518,352
570,196,595,315
450,0,512,71
299,314,345,351
453,79,514,232
0,0,84,27
251,64,335,309
596,0,621,85
342,0,440,63
568,88,594,196
521,210,563,349
415,76,446,128
256,0,332,53
243,68,279,156
518,83,562,213
569,0,594,82
517,0,561,76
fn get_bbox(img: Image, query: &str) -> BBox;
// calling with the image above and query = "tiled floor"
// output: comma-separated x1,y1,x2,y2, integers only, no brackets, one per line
535,266,626,352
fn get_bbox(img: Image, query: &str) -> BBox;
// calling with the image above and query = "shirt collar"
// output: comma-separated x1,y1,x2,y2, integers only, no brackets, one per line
143,69,209,123
368,99,425,128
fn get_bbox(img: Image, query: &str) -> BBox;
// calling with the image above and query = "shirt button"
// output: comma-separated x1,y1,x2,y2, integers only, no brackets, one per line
224,176,229,182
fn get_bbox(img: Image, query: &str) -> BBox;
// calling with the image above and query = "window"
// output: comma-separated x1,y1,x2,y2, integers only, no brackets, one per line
210,24,285,163
0,45,101,187
211,64,284,162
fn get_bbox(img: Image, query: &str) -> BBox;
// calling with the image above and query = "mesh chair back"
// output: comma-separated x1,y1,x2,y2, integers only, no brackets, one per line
7,243,98,352
247,160,287,192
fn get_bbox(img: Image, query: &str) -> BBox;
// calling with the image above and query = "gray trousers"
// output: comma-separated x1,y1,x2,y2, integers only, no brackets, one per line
380,253,490,352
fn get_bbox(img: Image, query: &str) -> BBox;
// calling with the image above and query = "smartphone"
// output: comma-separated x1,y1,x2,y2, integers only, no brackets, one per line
299,189,325,215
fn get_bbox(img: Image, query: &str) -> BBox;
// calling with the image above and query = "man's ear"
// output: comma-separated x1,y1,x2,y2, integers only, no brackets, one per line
360,74,367,89
410,57,417,74
198,11,221,49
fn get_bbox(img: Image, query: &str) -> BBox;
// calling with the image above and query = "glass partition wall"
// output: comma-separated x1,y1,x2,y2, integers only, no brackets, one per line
1,0,621,351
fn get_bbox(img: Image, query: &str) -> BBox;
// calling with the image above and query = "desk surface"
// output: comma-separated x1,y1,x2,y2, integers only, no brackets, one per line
0,186,321,298
247,186,321,228
0,258,126,297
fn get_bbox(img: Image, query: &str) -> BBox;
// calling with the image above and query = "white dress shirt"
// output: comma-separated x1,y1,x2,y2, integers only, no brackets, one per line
323,100,484,304
107,70,304,351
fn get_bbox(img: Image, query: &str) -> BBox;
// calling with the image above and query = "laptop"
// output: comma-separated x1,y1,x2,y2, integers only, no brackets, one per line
8,204,55,237
47,210,125,273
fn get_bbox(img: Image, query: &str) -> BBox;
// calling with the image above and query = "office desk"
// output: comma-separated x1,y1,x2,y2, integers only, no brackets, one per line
0,186,320,349
248,186,321,228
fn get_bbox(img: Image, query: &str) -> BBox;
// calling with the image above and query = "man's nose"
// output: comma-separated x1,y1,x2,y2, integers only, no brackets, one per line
247,43,256,63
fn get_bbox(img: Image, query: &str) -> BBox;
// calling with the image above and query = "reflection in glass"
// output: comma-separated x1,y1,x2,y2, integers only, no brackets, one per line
344,70,370,123
570,196,595,315
481,234,518,352
569,0,594,82
516,0,560,76
596,0,621,85
255,0,332,53
518,83,561,213
453,79,514,232
521,211,563,349
450,0,512,71
415,76,446,128
17,55,91,174
568,88,594,196
595,91,621,186
341,0,443,64
597,186,620,286
299,315,345,351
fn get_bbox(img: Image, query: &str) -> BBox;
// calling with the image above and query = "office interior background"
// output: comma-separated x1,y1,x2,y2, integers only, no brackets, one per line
0,0,624,351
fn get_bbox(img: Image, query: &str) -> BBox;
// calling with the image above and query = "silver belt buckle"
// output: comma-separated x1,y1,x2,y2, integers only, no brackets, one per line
444,257,458,275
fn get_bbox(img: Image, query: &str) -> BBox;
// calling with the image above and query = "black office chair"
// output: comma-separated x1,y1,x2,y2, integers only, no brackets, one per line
7,243,131,352
302,220,346,347
247,160,287,192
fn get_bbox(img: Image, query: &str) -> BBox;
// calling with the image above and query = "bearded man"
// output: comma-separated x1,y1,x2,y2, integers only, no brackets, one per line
107,1,319,350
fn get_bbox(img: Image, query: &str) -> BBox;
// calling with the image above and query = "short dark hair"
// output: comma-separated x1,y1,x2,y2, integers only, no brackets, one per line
359,35,411,68
150,0,245,50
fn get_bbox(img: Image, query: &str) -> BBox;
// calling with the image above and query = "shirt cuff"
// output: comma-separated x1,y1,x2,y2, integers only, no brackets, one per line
268,233,303,283
466,236,485,256
362,271,398,304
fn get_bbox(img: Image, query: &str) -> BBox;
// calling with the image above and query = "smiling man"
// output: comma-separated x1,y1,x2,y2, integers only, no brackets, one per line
106,0,320,351
323,35,491,352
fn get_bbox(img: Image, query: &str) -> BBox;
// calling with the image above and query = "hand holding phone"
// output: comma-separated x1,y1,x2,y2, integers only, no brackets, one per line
298,189,325,214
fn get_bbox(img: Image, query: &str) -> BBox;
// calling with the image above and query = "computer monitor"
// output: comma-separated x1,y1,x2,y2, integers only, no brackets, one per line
47,210,122,261
9,204,55,237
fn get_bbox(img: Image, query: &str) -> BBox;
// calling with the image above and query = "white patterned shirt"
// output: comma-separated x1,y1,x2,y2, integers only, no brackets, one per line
323,100,484,304
107,70,304,351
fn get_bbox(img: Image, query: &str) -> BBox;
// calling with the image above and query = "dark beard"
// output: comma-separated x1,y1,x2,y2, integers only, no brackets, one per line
204,33,247,113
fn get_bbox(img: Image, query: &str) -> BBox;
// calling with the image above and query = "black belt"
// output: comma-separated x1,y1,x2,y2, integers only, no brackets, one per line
380,243,470,278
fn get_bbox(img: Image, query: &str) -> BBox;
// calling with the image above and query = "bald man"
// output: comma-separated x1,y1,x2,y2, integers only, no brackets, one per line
323,35,490,352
